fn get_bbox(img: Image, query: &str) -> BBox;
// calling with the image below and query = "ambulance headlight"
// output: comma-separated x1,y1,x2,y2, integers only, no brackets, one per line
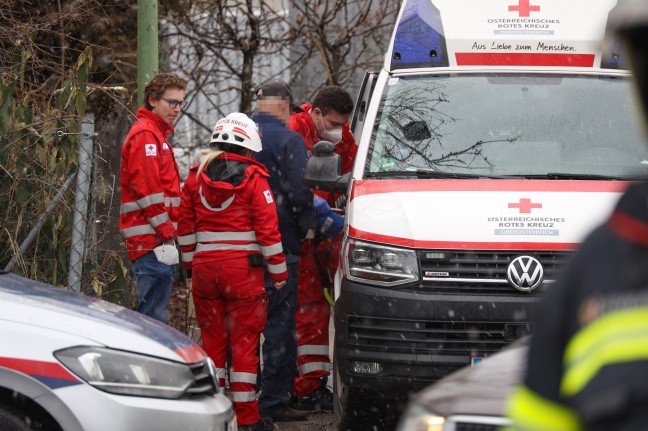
55,346,194,399
345,238,419,286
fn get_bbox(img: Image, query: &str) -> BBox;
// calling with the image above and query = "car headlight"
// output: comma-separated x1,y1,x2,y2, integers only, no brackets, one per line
344,238,419,286
396,404,446,431
55,346,194,399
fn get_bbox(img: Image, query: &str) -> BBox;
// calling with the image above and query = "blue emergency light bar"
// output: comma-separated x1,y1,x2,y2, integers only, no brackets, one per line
391,0,449,70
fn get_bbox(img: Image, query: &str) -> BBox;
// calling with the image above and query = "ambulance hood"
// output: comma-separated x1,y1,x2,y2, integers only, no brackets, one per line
347,179,629,250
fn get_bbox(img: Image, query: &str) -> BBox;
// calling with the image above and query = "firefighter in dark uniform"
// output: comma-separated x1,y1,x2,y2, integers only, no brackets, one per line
507,2,648,430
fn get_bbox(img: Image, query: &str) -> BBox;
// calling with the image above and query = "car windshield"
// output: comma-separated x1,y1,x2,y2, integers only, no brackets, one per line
366,74,648,179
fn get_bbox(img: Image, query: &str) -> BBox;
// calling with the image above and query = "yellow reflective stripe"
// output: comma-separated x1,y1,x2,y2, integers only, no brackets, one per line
562,308,648,396
506,386,581,431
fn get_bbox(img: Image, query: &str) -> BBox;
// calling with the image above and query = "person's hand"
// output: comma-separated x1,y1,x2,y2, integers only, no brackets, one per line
273,280,287,290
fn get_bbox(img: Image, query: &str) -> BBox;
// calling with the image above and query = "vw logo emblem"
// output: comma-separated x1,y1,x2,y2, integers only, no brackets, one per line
507,256,544,292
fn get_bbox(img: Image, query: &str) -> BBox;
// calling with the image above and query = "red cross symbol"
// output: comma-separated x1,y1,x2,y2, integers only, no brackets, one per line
147,144,154,151
508,0,540,17
508,198,542,213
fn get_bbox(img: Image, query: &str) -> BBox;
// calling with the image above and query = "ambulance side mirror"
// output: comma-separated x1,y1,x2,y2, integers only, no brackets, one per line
304,141,350,193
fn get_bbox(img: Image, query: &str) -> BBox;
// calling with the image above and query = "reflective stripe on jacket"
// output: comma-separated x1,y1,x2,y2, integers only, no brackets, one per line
119,107,181,261
507,182,648,430
177,153,288,281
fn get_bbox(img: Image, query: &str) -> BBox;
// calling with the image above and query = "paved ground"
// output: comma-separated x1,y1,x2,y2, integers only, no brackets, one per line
274,314,337,430
274,412,336,431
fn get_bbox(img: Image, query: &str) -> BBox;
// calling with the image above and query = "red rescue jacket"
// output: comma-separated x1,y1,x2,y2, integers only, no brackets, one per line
289,103,357,175
177,153,288,282
119,107,181,262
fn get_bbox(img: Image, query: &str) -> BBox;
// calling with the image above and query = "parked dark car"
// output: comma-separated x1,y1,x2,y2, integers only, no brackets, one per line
396,339,528,430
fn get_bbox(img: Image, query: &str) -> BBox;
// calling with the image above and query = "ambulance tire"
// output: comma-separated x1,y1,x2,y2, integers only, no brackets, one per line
0,404,33,431
334,361,381,431
333,361,362,431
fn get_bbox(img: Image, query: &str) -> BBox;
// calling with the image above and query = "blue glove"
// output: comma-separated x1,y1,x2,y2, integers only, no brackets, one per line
316,209,344,239
313,196,331,217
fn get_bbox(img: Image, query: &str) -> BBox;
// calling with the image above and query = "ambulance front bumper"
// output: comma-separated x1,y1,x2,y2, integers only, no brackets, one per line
333,277,539,399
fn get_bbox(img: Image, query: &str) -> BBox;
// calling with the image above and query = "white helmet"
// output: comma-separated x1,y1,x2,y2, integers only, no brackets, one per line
209,113,262,152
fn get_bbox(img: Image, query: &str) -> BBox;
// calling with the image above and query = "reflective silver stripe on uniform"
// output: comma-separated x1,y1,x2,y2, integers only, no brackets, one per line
120,224,156,238
120,193,165,214
148,212,170,227
215,367,227,380
297,345,330,357
165,197,181,207
196,243,260,253
181,251,194,262
260,242,283,256
298,361,330,376
178,233,196,246
267,262,287,275
199,186,235,212
305,229,315,239
196,231,257,242
231,391,257,403
230,372,257,385
172,222,178,230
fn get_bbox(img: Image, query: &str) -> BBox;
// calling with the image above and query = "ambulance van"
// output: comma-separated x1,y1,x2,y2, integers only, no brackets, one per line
305,0,648,429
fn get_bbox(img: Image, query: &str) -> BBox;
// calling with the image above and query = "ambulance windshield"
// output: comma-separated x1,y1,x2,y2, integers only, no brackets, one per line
366,74,648,179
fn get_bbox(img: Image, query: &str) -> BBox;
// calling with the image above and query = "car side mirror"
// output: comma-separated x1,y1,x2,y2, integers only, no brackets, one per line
304,141,350,193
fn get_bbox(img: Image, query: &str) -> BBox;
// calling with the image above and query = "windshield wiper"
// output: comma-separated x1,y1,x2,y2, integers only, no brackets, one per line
525,172,645,181
366,169,517,179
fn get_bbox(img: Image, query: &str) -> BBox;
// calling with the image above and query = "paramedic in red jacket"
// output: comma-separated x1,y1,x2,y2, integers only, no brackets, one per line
178,113,287,431
289,86,356,412
119,72,187,323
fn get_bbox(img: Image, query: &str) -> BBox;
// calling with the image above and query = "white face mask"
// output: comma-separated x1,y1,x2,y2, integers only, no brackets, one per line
153,244,179,266
316,114,343,144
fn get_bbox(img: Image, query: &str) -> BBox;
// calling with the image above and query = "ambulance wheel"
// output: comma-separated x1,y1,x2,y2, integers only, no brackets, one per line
334,361,375,431
0,404,33,431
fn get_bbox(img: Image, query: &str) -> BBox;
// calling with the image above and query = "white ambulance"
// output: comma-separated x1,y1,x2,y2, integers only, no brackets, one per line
305,0,648,429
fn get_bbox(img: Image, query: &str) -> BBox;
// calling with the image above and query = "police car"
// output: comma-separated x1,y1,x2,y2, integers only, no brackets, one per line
0,271,236,431
305,0,648,429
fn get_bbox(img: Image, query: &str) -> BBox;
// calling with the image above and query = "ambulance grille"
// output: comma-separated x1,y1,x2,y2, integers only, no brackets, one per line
417,250,574,294
347,316,527,356
185,360,219,397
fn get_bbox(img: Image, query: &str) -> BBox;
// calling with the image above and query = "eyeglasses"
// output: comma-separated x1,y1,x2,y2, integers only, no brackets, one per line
160,97,188,110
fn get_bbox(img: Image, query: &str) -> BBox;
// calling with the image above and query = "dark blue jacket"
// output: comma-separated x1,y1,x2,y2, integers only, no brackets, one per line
253,112,314,256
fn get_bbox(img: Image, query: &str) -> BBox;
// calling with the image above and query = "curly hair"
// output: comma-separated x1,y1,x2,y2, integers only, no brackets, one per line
143,72,187,109
312,86,354,116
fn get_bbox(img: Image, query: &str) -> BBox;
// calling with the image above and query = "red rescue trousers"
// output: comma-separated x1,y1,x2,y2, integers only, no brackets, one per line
294,233,331,398
192,258,267,426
